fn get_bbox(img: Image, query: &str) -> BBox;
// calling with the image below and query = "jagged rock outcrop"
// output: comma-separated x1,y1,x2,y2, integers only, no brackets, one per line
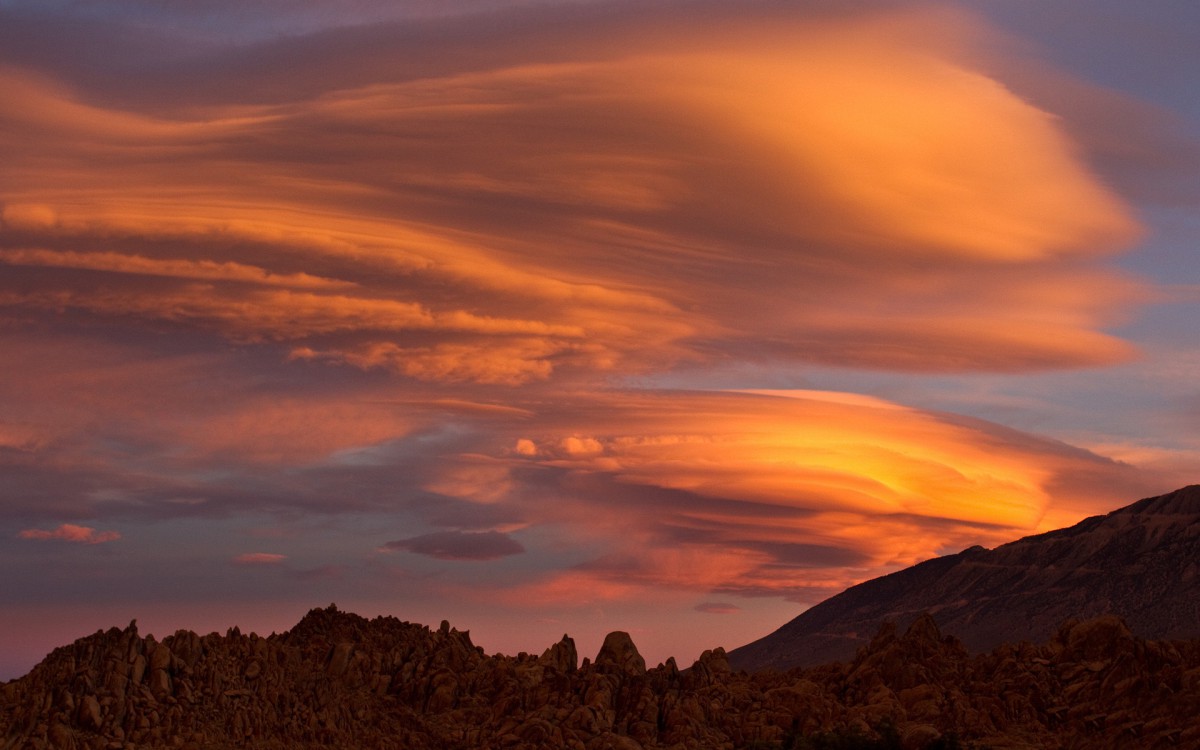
730,484,1200,671
4,604,1200,749
594,632,646,677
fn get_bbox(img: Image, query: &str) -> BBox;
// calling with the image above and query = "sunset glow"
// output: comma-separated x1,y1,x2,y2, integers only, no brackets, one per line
2,0,1198,679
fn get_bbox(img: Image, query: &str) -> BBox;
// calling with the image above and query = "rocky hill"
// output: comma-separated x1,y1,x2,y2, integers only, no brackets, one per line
4,604,1200,749
728,485,1200,672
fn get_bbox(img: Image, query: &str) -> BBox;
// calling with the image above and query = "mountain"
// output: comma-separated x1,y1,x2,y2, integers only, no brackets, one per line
5,485,1200,749
4,603,1200,749
728,484,1200,672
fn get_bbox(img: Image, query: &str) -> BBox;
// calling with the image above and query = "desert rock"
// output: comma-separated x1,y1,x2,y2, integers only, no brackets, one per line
4,604,1200,749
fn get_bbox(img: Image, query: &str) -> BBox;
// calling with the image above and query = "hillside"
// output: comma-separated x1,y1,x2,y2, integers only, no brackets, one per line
728,485,1200,671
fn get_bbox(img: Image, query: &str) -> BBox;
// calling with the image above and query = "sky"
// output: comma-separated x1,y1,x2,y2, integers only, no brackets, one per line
1,0,1198,680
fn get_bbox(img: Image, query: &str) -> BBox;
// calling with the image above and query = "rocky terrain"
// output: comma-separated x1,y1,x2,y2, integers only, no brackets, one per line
729,485,1200,671
6,485,1200,749
4,604,1200,750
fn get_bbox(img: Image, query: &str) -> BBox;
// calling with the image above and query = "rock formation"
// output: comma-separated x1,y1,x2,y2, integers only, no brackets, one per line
4,604,1200,749
729,484,1200,671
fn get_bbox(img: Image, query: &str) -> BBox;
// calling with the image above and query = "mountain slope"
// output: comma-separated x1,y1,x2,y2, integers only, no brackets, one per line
728,484,1200,671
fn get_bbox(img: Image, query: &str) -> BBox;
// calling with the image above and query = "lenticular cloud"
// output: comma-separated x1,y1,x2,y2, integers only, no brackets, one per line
0,7,1141,383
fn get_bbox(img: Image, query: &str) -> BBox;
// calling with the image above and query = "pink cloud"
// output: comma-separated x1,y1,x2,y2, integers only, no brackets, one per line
231,552,287,565
18,524,120,544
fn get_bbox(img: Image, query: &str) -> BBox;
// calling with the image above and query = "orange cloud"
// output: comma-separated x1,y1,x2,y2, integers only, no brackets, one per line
521,390,1057,527
411,389,1151,606
18,524,119,544
0,5,1179,665
0,248,354,289
313,340,562,385
1,203,57,230
656,23,1137,262
0,6,1144,381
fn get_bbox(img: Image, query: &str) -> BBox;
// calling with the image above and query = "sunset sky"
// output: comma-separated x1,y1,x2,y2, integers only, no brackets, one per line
2,0,1199,680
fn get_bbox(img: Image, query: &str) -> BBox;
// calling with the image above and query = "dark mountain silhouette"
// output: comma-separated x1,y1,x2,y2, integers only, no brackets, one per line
4,603,1200,749
729,484,1200,672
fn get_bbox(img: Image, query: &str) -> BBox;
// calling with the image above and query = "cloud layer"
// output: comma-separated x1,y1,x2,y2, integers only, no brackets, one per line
0,5,1141,387
0,0,1183,678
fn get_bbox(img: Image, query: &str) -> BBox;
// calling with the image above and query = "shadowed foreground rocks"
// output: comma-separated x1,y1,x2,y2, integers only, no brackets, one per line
4,605,1200,750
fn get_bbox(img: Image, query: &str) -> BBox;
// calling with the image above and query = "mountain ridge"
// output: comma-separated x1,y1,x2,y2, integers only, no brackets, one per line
6,602,1200,748
728,484,1200,672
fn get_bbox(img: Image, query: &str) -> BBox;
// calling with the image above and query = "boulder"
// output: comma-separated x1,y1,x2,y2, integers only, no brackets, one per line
595,632,646,676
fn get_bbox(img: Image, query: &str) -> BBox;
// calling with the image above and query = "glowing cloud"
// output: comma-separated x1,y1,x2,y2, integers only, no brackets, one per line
0,248,354,289
0,0,1183,679
412,389,1150,605
659,17,1136,262
0,6,1142,382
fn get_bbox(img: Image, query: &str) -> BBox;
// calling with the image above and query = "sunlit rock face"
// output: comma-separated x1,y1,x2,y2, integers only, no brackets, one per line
4,600,1200,749
729,485,1200,671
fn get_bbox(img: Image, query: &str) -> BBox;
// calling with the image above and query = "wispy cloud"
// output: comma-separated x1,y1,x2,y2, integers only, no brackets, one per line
408,389,1152,606
0,248,355,289
0,5,1142,387
18,524,120,544
231,552,287,565
382,530,526,560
